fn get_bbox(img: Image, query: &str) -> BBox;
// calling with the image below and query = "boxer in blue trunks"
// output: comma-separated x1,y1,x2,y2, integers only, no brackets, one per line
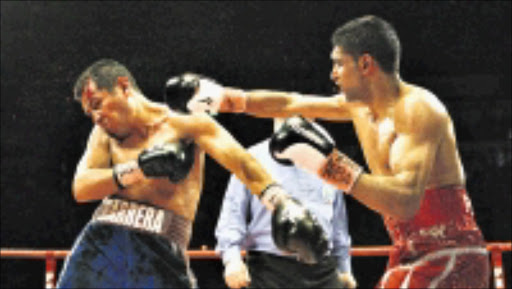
57,60,329,288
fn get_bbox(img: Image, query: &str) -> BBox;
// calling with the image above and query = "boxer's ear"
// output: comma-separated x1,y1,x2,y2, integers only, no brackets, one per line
359,53,375,75
117,76,131,97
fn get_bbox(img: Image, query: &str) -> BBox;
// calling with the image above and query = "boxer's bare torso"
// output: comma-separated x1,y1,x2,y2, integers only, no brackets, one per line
82,108,204,221
350,83,465,189
236,81,466,218
111,115,204,220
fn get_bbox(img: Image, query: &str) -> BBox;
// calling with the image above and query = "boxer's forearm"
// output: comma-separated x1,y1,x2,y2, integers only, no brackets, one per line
242,90,298,117
233,154,274,196
191,115,274,196
222,89,353,120
350,172,424,220
218,89,296,117
208,142,273,196
72,169,119,202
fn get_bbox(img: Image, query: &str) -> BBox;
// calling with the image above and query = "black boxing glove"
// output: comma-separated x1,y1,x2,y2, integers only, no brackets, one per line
164,73,203,113
138,140,195,182
113,140,195,189
270,116,363,193
260,184,329,264
165,73,246,115
270,115,335,164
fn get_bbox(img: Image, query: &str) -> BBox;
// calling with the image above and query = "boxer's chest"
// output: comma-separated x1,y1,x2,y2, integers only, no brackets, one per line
109,124,203,216
355,116,398,174
110,124,181,164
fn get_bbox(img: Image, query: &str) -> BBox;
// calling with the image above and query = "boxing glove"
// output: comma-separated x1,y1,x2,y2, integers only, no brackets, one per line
270,116,363,192
138,140,195,182
164,73,202,113
260,184,328,264
185,76,246,115
113,140,195,189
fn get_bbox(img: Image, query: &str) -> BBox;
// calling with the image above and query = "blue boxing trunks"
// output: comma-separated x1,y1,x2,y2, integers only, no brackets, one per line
56,196,197,288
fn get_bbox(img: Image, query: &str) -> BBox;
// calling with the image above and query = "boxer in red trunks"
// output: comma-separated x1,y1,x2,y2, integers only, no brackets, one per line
185,15,490,288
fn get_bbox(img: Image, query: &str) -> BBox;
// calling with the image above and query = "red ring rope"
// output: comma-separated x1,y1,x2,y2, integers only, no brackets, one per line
1,242,510,289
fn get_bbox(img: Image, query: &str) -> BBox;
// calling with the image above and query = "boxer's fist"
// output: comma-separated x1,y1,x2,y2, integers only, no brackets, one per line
138,140,195,182
270,116,335,169
113,140,195,189
224,258,251,289
164,73,202,113
270,116,363,192
260,184,328,264
184,75,224,115
272,197,329,264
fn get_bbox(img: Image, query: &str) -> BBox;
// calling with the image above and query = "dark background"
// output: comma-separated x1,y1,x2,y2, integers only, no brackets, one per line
1,1,510,288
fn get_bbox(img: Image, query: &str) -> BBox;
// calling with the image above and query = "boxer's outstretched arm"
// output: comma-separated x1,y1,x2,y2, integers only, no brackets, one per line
172,113,274,196
188,78,354,121
240,91,353,121
72,125,118,202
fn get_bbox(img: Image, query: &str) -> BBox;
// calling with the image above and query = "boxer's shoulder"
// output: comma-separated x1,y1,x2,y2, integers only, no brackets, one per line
395,85,448,134
90,124,111,143
401,85,447,115
164,110,215,134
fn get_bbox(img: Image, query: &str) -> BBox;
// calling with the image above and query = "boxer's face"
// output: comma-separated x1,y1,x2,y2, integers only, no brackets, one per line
330,46,366,102
81,79,133,138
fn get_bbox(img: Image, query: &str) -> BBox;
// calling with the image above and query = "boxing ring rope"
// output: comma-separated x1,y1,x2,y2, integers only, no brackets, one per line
2,242,510,289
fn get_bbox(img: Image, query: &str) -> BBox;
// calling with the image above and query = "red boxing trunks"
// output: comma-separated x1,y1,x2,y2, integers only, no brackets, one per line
378,185,489,288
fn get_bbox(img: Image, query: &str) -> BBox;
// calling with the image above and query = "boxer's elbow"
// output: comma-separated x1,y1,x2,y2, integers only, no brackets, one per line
71,166,114,203
393,188,423,220
71,175,94,203
391,172,424,220
72,180,88,203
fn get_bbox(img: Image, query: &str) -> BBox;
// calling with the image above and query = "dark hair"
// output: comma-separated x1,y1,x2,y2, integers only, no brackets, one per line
331,15,401,73
72,59,140,101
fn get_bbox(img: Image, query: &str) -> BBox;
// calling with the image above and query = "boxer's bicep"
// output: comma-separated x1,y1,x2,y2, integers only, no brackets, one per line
398,95,445,182
391,134,439,196
353,136,440,219
388,106,444,206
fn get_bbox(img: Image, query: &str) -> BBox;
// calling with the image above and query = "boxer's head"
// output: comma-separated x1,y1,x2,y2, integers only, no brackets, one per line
73,59,141,102
73,59,142,140
330,15,401,101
